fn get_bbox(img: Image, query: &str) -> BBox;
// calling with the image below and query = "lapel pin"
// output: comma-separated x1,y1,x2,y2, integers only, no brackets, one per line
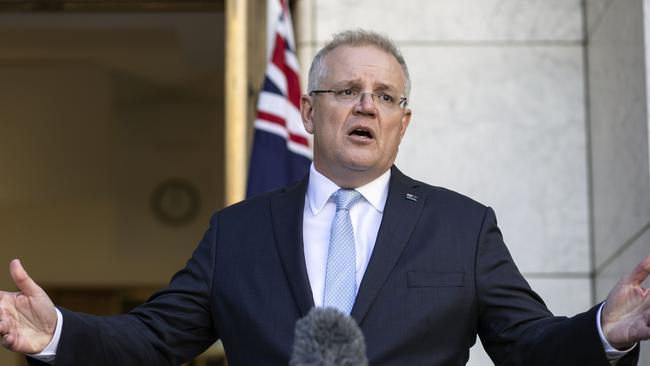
405,193,418,202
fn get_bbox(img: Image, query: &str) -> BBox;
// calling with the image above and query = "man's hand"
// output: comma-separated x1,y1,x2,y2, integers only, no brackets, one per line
602,253,650,349
0,259,57,354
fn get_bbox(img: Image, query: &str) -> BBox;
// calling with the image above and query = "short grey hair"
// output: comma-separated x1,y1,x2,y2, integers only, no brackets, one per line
307,29,411,98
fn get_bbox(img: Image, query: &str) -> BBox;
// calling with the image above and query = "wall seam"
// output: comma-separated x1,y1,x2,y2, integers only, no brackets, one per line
582,0,598,306
594,221,650,275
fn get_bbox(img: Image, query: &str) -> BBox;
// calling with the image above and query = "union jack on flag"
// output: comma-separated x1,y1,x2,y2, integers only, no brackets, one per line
246,0,312,198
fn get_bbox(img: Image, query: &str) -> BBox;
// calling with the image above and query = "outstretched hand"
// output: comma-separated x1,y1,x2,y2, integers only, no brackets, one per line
0,259,57,354
602,253,650,349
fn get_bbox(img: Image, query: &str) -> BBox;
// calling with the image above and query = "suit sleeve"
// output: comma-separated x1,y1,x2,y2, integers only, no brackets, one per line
49,213,221,366
475,207,639,366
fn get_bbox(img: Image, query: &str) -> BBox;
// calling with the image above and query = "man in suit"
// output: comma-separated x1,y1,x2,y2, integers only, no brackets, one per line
0,29,648,365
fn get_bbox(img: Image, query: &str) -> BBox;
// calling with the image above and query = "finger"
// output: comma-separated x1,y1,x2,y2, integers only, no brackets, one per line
9,259,43,297
1,333,15,351
626,254,650,286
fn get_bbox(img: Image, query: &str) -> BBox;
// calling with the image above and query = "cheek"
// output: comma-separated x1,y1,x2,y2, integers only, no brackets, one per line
318,115,344,139
388,124,405,142
314,123,335,148
380,126,406,155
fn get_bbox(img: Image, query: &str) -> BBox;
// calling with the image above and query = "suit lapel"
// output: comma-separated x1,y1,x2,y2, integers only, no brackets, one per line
351,167,425,324
270,178,315,317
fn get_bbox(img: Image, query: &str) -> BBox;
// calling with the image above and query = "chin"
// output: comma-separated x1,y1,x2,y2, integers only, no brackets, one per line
340,158,375,172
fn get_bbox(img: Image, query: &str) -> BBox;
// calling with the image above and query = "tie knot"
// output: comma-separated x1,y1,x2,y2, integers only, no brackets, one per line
333,189,363,211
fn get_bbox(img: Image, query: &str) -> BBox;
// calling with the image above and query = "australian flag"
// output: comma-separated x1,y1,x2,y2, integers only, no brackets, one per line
246,0,312,198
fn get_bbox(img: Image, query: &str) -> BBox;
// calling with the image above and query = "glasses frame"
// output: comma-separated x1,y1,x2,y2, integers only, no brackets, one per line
309,89,408,109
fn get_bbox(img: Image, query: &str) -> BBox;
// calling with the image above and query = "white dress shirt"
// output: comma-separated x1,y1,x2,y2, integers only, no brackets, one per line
302,164,390,306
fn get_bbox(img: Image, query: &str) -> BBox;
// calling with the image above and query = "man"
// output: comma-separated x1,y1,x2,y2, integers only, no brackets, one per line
0,30,648,365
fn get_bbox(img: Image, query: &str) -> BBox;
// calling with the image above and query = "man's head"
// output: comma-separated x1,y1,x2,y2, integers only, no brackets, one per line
300,30,412,188
307,30,411,98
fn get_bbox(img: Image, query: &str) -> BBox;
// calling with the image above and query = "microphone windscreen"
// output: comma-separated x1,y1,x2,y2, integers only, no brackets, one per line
289,307,368,366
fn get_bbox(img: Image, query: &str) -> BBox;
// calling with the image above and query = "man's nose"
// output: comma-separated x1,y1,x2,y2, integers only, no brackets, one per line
359,92,376,104
355,93,377,115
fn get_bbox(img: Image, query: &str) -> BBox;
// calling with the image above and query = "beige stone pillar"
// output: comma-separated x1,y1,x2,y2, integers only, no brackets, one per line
224,0,248,205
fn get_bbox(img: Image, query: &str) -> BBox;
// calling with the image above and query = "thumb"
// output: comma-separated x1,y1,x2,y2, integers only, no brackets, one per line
9,259,43,297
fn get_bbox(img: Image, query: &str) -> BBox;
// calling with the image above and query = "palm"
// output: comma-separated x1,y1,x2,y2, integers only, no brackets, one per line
0,260,57,354
602,254,650,349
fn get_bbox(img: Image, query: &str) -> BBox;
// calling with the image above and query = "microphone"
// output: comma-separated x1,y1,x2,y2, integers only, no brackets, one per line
289,307,368,366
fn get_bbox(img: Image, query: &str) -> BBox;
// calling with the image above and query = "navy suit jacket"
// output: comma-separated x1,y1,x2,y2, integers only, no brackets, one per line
32,167,639,365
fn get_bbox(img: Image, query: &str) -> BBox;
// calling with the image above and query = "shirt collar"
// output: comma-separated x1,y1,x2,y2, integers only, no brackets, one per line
306,163,391,215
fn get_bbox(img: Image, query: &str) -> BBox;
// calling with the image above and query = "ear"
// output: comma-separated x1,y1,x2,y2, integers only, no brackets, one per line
300,94,315,134
399,108,412,140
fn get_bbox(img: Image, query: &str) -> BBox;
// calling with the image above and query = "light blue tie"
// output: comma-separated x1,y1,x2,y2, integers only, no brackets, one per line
323,189,363,314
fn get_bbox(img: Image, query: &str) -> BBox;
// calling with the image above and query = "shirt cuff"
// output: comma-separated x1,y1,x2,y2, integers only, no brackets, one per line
27,307,62,365
596,302,636,365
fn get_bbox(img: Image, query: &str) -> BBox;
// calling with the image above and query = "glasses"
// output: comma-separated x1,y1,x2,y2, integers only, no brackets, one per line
309,88,408,111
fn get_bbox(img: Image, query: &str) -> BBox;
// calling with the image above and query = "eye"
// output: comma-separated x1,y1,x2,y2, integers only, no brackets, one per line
377,93,395,104
336,88,357,98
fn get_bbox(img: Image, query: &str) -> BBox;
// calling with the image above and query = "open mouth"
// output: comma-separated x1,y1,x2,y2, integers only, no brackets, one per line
348,127,373,139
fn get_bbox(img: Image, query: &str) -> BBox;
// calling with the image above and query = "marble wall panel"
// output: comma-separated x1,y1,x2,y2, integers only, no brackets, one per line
591,95,650,267
586,0,613,39
594,229,650,301
526,277,593,315
312,0,582,42
588,0,650,268
396,45,589,273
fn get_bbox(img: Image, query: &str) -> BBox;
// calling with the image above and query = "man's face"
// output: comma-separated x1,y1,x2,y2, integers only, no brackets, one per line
300,45,412,188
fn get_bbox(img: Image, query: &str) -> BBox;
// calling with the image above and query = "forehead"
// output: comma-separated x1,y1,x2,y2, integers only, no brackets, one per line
321,45,405,89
